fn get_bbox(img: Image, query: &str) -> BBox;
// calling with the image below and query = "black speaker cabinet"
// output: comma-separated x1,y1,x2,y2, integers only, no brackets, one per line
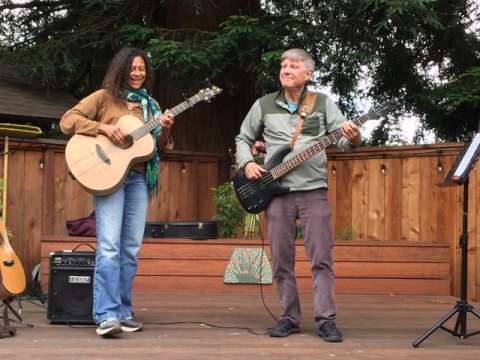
47,251,96,324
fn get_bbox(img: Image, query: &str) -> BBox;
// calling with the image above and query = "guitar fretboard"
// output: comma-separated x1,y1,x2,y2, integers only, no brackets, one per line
270,104,390,179
129,93,205,140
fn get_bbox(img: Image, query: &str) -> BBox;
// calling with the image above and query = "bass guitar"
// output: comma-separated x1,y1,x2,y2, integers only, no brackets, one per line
65,86,222,195
233,103,391,214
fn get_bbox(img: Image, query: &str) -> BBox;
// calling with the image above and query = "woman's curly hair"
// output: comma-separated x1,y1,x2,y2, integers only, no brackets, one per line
101,47,154,99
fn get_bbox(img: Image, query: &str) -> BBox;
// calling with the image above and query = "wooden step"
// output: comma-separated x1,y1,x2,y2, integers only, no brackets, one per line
40,236,451,296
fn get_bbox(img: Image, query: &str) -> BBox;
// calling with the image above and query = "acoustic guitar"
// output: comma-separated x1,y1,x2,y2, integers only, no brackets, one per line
0,133,29,300
233,102,392,214
0,220,26,299
65,86,222,195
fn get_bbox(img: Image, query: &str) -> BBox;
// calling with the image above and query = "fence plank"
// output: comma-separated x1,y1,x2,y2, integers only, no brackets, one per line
384,158,402,241
351,160,368,240
419,157,438,241
334,160,352,237
327,159,337,233
401,157,420,241
367,159,385,241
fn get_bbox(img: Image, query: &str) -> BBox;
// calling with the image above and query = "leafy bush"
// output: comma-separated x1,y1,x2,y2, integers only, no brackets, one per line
335,225,356,241
211,182,245,238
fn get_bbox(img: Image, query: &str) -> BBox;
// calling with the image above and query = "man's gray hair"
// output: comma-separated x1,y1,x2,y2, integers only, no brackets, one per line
280,49,315,72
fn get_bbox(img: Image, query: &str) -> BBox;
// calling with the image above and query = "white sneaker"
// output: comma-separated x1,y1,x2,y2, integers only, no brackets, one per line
96,320,123,337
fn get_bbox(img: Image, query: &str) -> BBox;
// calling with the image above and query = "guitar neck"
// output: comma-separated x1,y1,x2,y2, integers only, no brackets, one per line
129,95,204,140
270,105,389,179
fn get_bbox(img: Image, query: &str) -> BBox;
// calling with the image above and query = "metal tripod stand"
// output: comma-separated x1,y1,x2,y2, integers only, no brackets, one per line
413,178,480,347
0,297,23,337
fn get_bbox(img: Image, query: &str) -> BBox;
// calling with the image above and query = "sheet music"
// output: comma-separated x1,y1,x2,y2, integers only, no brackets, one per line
453,133,480,177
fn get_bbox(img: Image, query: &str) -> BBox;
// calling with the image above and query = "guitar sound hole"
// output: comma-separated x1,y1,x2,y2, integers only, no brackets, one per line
121,135,134,149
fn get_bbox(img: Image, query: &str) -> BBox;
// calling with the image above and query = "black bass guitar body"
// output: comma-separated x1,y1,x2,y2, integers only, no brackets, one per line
233,145,292,214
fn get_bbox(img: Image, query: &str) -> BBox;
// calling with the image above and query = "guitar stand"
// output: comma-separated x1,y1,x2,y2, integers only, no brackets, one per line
0,298,18,337
0,297,32,338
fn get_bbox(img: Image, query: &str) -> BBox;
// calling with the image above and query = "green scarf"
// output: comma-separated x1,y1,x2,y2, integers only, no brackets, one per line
123,88,162,194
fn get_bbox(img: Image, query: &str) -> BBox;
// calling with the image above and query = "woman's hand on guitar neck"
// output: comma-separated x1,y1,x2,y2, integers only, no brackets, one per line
159,112,175,129
99,124,125,146
245,161,267,180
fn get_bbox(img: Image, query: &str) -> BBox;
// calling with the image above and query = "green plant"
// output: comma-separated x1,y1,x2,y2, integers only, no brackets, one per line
335,225,356,241
211,182,245,238
295,224,303,239
243,213,260,238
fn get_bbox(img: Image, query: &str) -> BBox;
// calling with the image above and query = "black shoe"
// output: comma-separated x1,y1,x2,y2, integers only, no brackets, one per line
317,320,343,342
120,318,143,332
266,319,300,337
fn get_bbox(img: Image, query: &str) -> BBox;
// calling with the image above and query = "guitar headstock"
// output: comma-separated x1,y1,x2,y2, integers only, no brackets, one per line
368,101,395,120
196,86,223,102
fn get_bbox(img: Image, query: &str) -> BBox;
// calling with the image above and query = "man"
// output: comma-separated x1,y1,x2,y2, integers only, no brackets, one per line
235,48,360,342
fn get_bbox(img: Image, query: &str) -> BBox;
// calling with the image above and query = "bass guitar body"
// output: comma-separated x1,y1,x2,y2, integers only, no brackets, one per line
65,115,154,196
0,221,26,299
233,145,292,214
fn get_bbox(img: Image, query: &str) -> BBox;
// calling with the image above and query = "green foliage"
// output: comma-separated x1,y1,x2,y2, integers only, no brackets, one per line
211,182,245,238
335,225,356,241
243,213,260,238
1,0,479,142
295,223,303,239
442,67,480,108
0,178,4,210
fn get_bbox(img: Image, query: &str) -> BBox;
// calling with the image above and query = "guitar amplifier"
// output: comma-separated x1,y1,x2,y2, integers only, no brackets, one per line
144,221,217,239
47,251,95,324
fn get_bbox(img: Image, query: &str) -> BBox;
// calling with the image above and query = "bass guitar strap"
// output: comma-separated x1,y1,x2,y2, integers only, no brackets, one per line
290,91,317,148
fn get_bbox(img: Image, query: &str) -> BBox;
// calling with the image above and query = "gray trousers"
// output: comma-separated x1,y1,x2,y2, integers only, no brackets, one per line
266,189,336,328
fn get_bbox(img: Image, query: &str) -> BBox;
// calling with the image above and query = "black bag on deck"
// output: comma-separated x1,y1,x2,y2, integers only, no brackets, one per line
144,221,217,239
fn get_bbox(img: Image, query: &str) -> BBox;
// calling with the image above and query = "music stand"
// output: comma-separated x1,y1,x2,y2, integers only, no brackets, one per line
412,133,480,347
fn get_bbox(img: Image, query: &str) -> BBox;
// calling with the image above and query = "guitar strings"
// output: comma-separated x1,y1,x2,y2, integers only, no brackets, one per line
237,172,275,198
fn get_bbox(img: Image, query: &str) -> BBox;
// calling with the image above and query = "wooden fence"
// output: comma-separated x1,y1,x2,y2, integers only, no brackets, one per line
327,143,474,299
2,138,480,300
0,137,220,287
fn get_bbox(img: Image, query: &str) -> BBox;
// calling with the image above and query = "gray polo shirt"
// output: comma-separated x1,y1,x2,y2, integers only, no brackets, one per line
235,90,355,191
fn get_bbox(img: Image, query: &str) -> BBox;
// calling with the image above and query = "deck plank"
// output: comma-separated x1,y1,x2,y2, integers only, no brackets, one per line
1,294,480,359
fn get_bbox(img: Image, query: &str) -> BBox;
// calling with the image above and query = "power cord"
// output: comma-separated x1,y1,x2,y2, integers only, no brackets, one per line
143,321,264,336
258,221,279,324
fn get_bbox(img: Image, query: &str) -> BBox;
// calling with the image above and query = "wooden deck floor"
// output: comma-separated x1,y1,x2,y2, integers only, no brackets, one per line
1,293,480,359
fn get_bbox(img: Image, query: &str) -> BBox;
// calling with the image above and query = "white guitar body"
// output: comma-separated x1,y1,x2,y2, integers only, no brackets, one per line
65,115,154,196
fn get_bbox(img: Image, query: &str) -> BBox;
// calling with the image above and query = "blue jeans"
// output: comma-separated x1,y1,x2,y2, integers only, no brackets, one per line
92,170,148,324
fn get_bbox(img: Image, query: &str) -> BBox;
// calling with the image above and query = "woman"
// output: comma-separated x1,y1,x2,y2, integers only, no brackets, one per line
60,48,174,337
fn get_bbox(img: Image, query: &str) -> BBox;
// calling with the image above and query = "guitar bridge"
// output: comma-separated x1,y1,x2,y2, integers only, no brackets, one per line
95,144,111,165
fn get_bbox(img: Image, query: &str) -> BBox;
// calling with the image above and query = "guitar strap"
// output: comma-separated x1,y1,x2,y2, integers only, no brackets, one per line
290,91,317,148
